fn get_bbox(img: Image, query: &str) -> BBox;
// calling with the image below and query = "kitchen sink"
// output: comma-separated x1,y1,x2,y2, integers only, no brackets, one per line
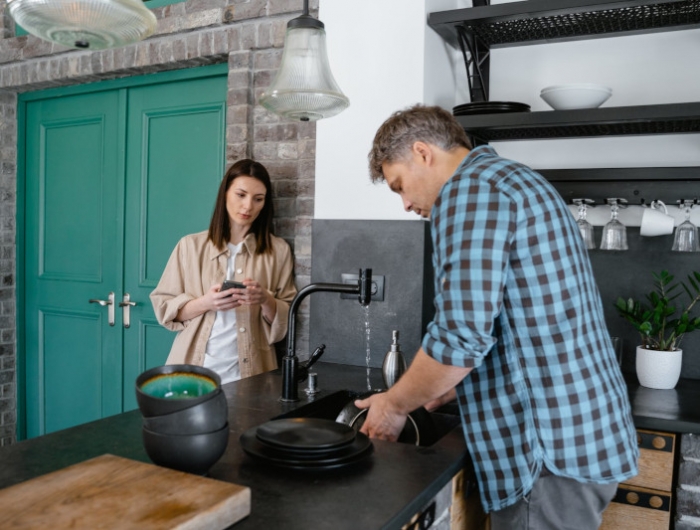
273,390,461,447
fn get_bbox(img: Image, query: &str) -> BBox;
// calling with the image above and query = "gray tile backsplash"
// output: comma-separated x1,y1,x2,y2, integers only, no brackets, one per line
309,220,434,370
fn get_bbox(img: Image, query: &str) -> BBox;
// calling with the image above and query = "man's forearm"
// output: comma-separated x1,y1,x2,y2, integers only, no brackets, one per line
384,347,472,414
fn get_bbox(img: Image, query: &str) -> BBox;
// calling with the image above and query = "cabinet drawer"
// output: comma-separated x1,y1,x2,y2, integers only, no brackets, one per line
625,430,675,492
600,484,671,530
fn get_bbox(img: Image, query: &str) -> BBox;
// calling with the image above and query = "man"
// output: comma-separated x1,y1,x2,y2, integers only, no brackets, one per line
356,104,638,529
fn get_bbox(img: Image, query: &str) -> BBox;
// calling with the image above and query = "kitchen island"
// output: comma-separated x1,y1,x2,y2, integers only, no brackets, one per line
3,363,700,529
0,363,472,530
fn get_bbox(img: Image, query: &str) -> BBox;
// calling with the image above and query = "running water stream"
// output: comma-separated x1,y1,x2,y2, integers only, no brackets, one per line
364,305,371,390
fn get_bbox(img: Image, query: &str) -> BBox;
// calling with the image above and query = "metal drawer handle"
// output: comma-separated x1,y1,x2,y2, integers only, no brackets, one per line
89,292,115,326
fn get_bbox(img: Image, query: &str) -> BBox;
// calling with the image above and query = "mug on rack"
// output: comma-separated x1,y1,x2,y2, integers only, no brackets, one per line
640,200,675,237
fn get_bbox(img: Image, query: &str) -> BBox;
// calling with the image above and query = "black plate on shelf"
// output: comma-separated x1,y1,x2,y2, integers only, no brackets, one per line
453,101,531,116
241,427,373,470
255,418,356,450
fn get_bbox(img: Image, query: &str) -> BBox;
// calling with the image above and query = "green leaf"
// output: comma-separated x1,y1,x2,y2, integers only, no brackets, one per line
616,270,700,349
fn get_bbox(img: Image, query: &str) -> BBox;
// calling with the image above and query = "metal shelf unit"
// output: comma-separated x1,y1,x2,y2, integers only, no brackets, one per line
428,0,700,137
428,0,700,204
456,102,700,143
539,167,700,208
428,0,700,50
537,167,700,182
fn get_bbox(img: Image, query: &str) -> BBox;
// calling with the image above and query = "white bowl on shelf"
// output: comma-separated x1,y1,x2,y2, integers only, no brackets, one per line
540,84,613,110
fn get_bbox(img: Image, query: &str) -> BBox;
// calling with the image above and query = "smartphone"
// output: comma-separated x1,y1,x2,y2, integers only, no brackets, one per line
221,280,246,292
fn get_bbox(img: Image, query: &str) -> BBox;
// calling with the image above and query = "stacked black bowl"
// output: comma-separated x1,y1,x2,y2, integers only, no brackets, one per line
135,364,229,475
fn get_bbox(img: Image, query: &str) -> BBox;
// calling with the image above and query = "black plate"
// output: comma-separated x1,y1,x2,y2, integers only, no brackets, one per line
253,437,355,458
453,101,530,111
255,418,356,450
453,101,530,116
240,428,373,470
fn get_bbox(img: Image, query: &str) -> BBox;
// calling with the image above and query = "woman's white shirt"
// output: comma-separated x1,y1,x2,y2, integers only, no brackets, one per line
203,241,243,384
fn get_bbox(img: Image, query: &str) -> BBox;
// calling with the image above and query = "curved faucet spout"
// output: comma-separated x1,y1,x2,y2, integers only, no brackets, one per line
281,268,372,402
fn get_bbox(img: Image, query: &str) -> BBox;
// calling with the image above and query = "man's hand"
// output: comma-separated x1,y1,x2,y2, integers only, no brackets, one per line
353,348,472,442
355,392,407,442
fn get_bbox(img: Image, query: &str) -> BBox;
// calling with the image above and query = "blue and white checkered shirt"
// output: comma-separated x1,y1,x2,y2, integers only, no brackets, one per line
423,145,638,512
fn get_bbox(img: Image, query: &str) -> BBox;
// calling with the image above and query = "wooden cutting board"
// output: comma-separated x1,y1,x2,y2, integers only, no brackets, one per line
0,454,251,529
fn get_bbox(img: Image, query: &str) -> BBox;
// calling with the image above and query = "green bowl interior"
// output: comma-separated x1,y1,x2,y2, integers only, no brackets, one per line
140,372,217,400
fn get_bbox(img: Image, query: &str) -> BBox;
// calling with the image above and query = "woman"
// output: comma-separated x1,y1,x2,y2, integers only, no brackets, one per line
150,159,297,383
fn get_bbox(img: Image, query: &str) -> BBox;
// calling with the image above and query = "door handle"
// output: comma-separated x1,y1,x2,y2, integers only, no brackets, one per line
119,293,137,329
89,292,115,326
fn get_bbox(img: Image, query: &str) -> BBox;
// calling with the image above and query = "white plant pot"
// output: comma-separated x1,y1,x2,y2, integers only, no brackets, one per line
635,346,683,389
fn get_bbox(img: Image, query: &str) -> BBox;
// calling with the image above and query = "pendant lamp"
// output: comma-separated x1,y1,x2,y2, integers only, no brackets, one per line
260,0,349,122
7,0,157,51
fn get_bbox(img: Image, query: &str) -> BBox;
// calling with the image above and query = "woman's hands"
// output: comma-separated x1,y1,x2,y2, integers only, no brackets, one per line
223,280,277,323
176,280,276,323
208,283,243,311
175,284,241,322
233,280,269,307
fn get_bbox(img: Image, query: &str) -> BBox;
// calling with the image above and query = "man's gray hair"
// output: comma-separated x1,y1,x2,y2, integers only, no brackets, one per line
368,104,472,182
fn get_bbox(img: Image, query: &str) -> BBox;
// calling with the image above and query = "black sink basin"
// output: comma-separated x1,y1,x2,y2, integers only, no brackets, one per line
273,390,461,447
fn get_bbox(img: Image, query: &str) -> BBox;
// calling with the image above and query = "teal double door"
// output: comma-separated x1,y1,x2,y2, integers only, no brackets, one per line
21,65,228,438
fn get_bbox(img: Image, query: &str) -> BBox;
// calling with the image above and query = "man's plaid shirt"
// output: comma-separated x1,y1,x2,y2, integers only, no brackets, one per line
423,145,638,512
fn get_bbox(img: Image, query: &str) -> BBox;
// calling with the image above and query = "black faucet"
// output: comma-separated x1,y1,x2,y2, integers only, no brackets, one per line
281,268,372,402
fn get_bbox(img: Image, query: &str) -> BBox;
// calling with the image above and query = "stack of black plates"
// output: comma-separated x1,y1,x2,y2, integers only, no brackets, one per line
453,101,530,116
240,418,373,470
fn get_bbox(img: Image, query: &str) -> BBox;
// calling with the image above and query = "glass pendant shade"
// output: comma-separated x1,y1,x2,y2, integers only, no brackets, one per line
260,23,349,122
7,0,157,50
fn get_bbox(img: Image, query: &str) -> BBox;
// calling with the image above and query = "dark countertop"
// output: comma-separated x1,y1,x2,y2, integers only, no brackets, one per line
0,363,469,530
2,364,698,529
623,371,700,434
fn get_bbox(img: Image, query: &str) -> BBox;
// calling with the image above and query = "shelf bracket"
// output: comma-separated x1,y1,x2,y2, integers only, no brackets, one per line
456,0,490,104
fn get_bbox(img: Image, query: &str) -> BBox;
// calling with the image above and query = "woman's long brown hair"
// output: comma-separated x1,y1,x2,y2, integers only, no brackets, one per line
208,159,274,254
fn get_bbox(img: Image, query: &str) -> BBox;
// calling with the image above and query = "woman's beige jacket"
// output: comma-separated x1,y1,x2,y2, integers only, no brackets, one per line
150,231,297,378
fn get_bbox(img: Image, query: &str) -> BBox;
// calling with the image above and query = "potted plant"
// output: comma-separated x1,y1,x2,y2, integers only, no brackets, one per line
615,270,700,389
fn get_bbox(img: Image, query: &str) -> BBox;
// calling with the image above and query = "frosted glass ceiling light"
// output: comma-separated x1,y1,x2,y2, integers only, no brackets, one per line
259,0,349,122
7,0,157,50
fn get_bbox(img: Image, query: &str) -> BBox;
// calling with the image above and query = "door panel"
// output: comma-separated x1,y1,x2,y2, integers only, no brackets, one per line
42,309,104,434
41,119,106,281
25,90,123,437
122,76,226,410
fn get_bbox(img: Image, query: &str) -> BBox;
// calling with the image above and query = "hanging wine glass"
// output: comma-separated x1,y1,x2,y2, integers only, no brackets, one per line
572,198,596,250
600,198,628,251
672,200,699,252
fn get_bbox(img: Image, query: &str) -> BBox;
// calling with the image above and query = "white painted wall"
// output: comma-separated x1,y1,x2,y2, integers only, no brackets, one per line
315,0,468,220
315,0,700,219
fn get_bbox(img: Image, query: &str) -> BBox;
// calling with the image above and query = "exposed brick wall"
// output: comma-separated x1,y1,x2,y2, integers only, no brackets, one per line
0,90,16,446
677,434,700,529
0,0,317,444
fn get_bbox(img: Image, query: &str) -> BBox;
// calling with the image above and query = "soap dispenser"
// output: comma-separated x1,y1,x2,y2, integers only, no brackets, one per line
382,330,407,388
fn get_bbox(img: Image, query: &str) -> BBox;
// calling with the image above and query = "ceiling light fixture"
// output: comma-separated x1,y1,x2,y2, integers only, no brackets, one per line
259,0,349,122
7,0,157,51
